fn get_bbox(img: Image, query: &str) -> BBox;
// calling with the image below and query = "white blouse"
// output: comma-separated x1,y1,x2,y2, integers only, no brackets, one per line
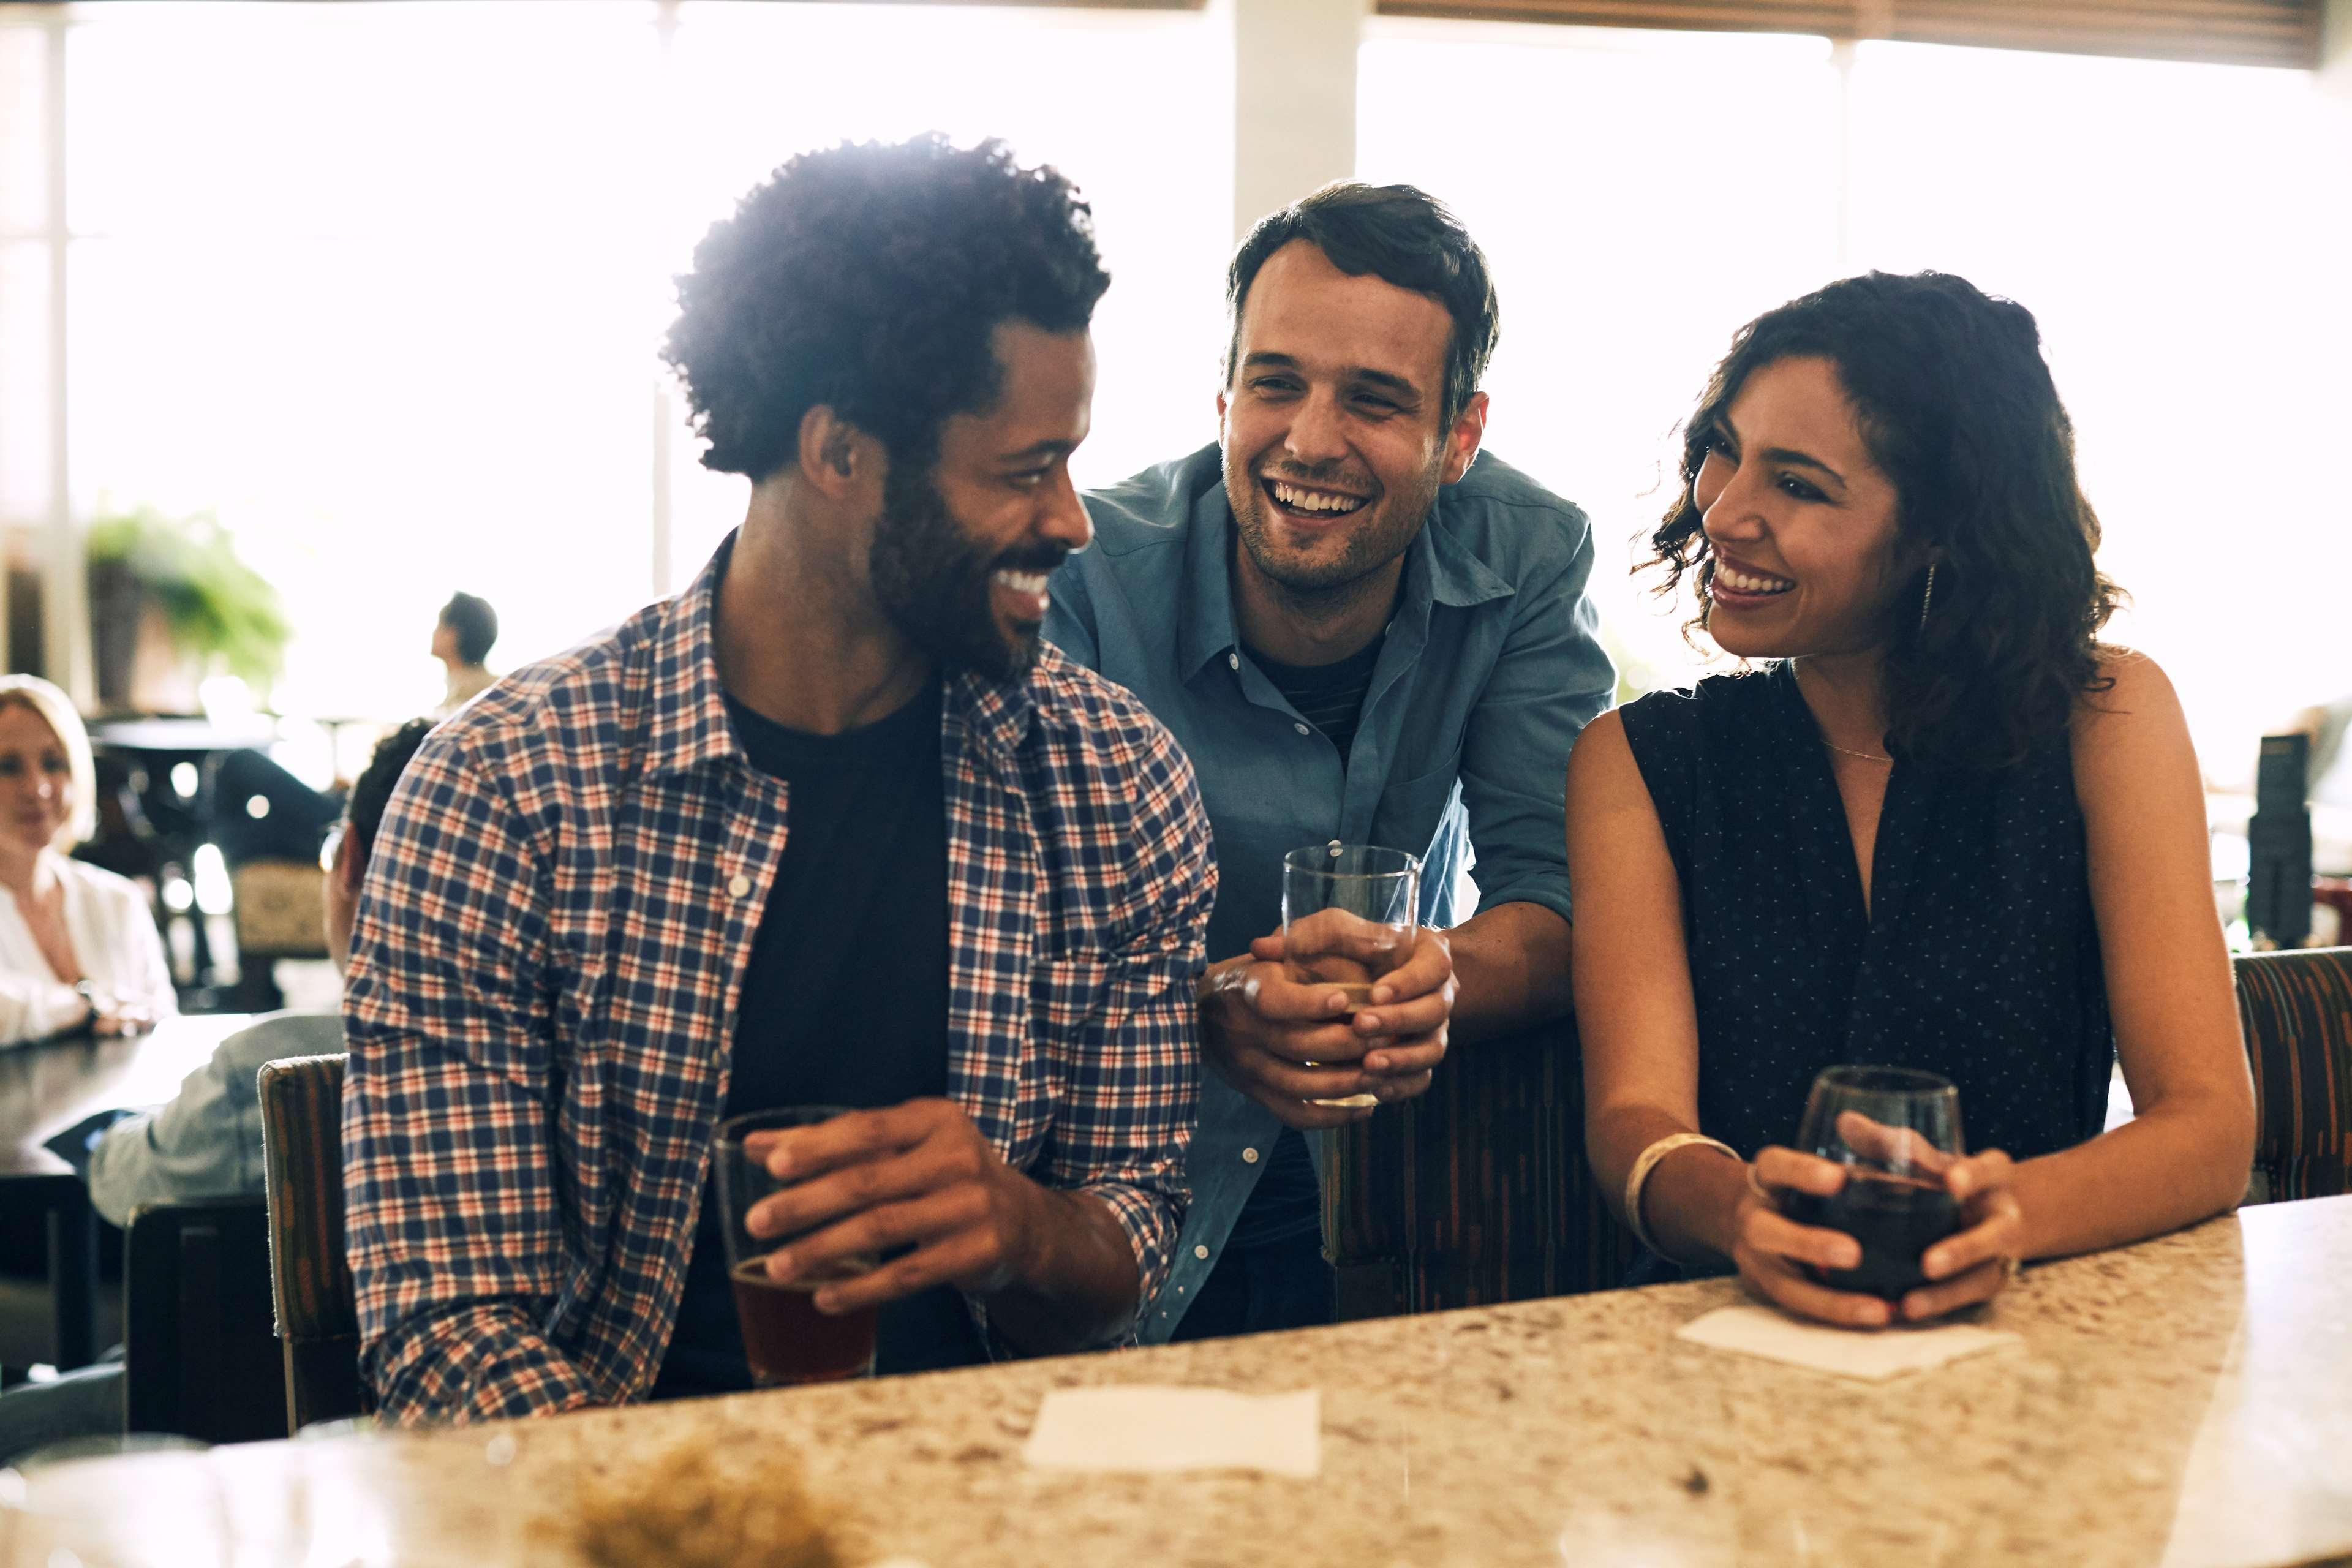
0,853,178,1046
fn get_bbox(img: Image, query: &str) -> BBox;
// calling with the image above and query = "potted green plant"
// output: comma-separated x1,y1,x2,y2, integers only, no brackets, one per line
86,508,291,713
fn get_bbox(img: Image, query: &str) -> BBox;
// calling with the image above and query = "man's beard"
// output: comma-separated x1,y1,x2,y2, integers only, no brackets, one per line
868,460,1060,684
1227,453,1445,604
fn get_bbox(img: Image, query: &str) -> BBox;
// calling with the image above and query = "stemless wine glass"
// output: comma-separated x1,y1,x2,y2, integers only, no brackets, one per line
1776,1065,1966,1299
1281,843,1421,1110
714,1106,882,1387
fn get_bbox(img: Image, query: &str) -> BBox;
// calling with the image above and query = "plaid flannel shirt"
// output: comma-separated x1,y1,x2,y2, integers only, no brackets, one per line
342,539,1213,1423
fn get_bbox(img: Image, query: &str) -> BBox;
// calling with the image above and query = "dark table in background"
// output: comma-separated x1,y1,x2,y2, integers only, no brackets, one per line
0,1014,254,1368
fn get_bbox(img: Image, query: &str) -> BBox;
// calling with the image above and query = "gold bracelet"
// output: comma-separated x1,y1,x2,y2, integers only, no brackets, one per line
1624,1132,1742,1258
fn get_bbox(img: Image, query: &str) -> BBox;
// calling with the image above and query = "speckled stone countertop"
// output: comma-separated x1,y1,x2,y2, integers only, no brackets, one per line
175,1196,2352,1566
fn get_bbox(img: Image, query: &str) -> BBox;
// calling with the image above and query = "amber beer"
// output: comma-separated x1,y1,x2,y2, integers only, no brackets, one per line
729,1257,880,1387
715,1104,881,1387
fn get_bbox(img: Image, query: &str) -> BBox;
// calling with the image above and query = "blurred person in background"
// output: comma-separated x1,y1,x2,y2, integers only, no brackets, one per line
81,719,432,1222
0,675,175,1046
431,590,500,716
2,719,432,1461
1570,272,2256,1330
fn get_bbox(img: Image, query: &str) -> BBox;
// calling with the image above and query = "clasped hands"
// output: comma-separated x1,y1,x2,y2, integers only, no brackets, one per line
1198,911,1457,1130
85,987,157,1038
1733,1111,2025,1328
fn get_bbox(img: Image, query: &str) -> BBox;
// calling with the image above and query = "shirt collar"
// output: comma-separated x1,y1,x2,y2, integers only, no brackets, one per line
647,530,1036,776
644,537,746,778
1174,446,1515,677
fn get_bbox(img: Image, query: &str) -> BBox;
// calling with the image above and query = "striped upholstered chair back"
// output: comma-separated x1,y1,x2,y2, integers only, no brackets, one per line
2233,948,2352,1205
257,1052,371,1430
1321,1013,1640,1317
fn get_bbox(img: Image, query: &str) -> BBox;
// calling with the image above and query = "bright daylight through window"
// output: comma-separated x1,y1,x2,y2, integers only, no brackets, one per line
23,0,1229,730
1361,17,2352,791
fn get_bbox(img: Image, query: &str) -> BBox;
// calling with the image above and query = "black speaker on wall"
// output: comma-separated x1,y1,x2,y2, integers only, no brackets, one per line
2247,733,2311,949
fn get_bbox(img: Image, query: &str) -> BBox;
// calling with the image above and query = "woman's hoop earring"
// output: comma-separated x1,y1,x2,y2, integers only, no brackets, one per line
1918,562,1939,634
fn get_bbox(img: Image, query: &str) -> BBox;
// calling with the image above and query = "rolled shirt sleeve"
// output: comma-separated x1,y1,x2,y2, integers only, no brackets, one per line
1036,715,1213,1328
1457,513,1615,925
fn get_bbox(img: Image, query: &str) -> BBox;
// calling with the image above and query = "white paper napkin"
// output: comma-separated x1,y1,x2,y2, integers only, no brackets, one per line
1020,1385,1321,1477
1676,1303,2021,1381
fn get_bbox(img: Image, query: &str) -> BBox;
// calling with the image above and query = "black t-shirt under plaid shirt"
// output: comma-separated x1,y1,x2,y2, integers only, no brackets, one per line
655,679,986,1395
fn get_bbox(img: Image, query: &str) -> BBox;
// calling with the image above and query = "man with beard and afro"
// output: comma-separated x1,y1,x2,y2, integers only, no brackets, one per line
1048,183,1615,1343
343,135,1216,1420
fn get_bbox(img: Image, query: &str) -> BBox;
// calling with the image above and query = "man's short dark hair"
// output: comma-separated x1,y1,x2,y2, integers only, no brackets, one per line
663,135,1111,484
1224,183,1499,428
437,593,497,666
345,718,434,864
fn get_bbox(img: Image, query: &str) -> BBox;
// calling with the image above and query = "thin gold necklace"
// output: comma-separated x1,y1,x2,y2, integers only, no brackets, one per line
1792,661,1894,765
1822,737,1894,766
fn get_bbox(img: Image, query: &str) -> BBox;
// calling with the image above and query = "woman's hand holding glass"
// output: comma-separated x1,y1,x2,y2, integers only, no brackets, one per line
1736,1104,2026,1328
1736,1136,2024,1327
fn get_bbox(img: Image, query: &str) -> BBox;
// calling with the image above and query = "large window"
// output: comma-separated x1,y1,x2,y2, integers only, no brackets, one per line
12,1,2347,780
1361,17,2352,778
29,1,1227,721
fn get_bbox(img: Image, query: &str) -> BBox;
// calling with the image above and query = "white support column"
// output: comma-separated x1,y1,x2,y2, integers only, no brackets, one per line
2323,0,2352,97
1830,37,1860,276
1229,0,1370,242
648,0,681,603
40,14,90,707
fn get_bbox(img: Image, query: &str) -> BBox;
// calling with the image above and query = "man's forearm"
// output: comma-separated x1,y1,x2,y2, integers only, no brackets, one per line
1446,902,1574,1044
982,1184,1143,1355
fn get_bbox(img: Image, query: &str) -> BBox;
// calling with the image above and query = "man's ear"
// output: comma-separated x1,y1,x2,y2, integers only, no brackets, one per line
336,827,369,894
796,405,874,500
1440,391,1489,486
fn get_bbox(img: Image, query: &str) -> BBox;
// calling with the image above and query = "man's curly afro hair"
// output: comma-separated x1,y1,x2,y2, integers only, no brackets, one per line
663,135,1110,484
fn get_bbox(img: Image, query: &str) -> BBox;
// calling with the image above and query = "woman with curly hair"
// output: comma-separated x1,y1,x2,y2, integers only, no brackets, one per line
1567,272,2255,1327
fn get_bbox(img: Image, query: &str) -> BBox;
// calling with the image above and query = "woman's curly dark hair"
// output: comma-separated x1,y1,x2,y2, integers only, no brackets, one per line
1648,271,2122,771
663,135,1110,483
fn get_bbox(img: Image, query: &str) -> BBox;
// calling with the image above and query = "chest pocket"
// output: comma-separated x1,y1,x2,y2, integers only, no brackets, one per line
1371,759,1463,862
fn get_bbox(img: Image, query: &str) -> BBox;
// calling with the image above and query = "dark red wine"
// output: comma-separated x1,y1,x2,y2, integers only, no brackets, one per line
1781,1170,1961,1298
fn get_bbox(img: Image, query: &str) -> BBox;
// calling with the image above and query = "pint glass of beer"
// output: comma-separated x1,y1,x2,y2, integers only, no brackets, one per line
1281,843,1422,1109
715,1106,881,1386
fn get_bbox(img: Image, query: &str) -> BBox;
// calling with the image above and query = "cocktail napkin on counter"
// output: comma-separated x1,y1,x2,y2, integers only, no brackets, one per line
1021,1385,1321,1477
1676,1303,2020,1381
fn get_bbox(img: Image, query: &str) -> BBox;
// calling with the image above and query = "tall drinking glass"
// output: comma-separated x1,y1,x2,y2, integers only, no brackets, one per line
1776,1065,1966,1298
1281,844,1421,1110
714,1106,881,1387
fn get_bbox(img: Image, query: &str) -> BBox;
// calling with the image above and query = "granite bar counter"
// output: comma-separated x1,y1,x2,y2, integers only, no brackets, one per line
70,1196,2352,1567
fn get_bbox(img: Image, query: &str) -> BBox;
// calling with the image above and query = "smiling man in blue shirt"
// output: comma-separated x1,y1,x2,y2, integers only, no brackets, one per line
1046,183,1615,1342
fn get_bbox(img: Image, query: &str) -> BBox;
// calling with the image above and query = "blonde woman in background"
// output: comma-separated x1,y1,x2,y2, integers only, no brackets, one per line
0,675,175,1044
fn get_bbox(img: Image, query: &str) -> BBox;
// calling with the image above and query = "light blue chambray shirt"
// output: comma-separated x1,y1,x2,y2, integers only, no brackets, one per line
86,1011,346,1228
1047,442,1615,1341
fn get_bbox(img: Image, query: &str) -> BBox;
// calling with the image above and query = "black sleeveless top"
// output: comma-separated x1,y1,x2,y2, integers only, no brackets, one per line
1619,663,2113,1167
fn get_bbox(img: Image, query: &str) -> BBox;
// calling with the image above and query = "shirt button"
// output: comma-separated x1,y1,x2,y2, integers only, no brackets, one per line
1194,1244,1210,1260
1294,722,1311,736
728,874,752,898
1227,652,1240,671
1242,1147,1259,1164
